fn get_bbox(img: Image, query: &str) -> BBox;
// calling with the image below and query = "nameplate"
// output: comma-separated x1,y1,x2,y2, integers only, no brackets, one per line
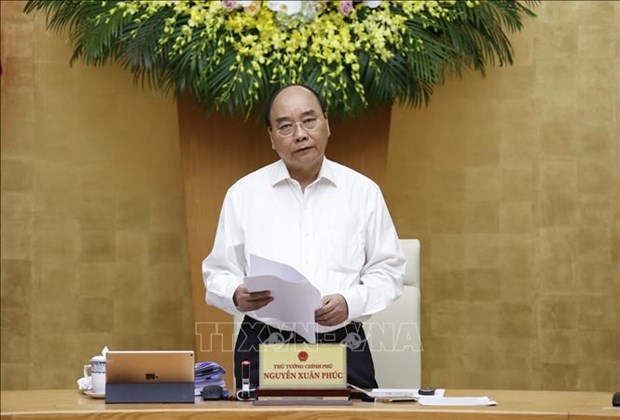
259,343,346,389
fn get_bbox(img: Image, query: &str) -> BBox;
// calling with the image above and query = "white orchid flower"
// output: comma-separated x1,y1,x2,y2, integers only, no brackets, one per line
364,0,382,8
267,0,302,15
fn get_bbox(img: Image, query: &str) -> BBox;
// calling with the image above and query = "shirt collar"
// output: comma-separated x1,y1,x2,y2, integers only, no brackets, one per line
269,157,337,187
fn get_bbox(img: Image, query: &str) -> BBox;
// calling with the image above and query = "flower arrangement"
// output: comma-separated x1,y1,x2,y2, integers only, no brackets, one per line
25,0,537,119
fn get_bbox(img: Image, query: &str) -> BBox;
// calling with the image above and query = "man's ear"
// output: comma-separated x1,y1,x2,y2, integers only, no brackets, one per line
268,127,275,150
325,116,330,137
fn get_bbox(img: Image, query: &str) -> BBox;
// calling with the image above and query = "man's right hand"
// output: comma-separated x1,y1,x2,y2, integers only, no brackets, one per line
233,285,274,312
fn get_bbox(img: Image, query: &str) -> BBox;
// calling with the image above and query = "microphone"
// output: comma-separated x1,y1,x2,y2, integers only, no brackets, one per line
241,360,251,399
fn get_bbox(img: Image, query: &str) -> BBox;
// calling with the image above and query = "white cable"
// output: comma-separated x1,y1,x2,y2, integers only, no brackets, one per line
236,388,257,401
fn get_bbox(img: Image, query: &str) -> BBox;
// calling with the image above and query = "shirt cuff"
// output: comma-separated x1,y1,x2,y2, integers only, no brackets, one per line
340,286,365,322
226,281,246,315
206,280,244,316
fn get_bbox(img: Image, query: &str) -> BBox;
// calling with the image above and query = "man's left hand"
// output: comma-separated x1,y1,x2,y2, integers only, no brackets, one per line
315,294,348,326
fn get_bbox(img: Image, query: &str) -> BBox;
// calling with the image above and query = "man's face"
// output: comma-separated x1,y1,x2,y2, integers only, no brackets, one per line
268,86,330,177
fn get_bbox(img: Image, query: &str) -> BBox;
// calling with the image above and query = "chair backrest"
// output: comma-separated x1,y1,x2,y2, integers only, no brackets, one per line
364,238,421,388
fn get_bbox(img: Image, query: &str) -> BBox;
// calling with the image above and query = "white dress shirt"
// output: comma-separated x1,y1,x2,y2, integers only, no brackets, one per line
202,157,405,333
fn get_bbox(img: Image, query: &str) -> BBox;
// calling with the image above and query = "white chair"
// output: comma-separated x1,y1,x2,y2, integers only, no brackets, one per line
232,239,422,388
364,239,421,388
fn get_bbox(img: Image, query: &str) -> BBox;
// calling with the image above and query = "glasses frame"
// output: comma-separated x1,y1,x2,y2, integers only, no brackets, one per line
274,116,325,137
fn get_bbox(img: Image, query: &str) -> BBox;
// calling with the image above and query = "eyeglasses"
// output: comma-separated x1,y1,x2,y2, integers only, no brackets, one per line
275,117,324,137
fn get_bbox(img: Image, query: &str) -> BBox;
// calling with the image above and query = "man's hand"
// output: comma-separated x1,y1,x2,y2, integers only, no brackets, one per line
315,294,348,326
233,285,273,312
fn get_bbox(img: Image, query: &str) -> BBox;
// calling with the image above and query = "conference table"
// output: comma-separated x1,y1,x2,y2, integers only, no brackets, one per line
1,389,618,419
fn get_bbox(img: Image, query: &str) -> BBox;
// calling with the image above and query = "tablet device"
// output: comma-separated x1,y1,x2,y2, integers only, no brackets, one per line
106,350,195,384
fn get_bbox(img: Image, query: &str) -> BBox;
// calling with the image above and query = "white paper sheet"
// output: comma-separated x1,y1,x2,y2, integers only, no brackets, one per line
370,388,446,399
244,255,322,343
418,396,497,406
348,384,447,401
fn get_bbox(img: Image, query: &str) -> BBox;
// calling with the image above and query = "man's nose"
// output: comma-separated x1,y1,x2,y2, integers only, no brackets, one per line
294,122,309,141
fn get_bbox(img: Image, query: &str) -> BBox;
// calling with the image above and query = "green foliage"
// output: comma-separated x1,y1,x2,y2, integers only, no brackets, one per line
24,0,538,119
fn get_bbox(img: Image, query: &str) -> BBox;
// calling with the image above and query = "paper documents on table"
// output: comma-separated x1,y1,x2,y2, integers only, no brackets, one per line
418,396,497,406
244,254,322,343
347,385,496,405
348,384,446,401
372,388,445,399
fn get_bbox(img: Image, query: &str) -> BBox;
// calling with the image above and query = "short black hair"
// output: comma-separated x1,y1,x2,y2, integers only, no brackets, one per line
263,84,327,127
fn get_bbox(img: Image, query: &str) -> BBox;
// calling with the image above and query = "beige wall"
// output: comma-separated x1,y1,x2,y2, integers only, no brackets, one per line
1,2,194,389
1,1,618,392
386,1,619,391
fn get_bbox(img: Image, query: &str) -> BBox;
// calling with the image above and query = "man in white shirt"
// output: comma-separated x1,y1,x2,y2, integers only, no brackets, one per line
202,84,406,390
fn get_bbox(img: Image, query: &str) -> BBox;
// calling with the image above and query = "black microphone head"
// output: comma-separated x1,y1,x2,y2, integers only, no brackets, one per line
201,385,223,400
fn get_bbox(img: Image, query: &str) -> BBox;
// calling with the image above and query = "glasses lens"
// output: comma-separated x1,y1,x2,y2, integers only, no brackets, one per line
279,126,294,136
303,119,318,130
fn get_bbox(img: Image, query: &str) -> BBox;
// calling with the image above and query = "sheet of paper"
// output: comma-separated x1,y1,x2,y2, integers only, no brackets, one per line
249,254,307,280
370,388,445,399
418,396,497,406
348,384,446,401
244,255,322,343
